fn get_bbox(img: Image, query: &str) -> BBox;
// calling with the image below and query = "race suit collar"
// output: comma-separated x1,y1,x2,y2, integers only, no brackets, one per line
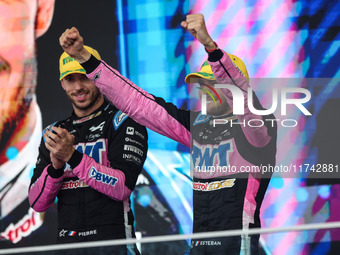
71,99,111,125
210,112,233,119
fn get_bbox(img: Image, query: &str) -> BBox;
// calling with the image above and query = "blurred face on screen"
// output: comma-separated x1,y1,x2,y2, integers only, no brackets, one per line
0,0,54,160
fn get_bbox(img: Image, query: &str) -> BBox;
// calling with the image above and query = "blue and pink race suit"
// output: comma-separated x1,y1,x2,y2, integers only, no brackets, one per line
81,49,276,254
28,100,147,255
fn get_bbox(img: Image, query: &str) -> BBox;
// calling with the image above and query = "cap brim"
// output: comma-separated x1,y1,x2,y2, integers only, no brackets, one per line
59,70,86,81
185,72,216,84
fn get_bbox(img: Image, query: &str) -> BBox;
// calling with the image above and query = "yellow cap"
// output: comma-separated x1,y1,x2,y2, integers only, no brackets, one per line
59,45,101,80
185,53,249,83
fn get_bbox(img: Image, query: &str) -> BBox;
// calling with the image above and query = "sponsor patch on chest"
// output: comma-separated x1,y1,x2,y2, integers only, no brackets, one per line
193,178,235,191
61,180,88,190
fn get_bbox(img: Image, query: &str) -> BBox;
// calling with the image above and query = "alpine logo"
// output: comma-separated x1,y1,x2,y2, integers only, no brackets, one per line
89,167,118,186
93,70,101,81
89,121,105,132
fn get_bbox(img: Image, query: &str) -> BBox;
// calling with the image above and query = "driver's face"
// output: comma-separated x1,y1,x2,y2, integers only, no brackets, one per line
198,79,231,116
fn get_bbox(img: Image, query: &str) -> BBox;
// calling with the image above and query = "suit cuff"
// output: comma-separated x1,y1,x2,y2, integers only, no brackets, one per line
207,49,224,62
67,150,83,169
47,165,64,178
81,54,101,74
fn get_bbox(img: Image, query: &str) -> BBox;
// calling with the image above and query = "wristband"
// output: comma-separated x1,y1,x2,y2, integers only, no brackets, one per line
205,42,219,53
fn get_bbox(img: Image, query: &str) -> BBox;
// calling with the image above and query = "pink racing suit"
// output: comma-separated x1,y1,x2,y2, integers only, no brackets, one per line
80,49,277,255
28,100,147,255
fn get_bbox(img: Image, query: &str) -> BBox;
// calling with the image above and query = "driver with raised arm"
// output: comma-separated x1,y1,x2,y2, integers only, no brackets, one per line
59,13,277,255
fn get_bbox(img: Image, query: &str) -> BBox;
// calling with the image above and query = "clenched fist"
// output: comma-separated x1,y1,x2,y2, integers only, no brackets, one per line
181,14,216,50
59,27,91,63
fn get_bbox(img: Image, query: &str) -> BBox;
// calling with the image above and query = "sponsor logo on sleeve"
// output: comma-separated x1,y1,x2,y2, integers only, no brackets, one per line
126,126,145,139
123,154,142,165
124,145,144,156
134,130,145,140
89,167,118,186
126,126,134,135
125,137,144,147
113,110,129,130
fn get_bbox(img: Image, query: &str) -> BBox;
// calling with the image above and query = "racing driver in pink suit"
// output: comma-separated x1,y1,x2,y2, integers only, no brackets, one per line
59,14,277,255
28,46,147,254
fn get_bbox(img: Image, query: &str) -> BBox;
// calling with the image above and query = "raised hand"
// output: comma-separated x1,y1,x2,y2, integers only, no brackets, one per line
59,27,91,63
181,14,216,50
44,127,75,163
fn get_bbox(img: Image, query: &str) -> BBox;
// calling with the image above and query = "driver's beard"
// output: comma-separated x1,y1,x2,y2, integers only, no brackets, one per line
67,86,103,114
207,103,232,117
